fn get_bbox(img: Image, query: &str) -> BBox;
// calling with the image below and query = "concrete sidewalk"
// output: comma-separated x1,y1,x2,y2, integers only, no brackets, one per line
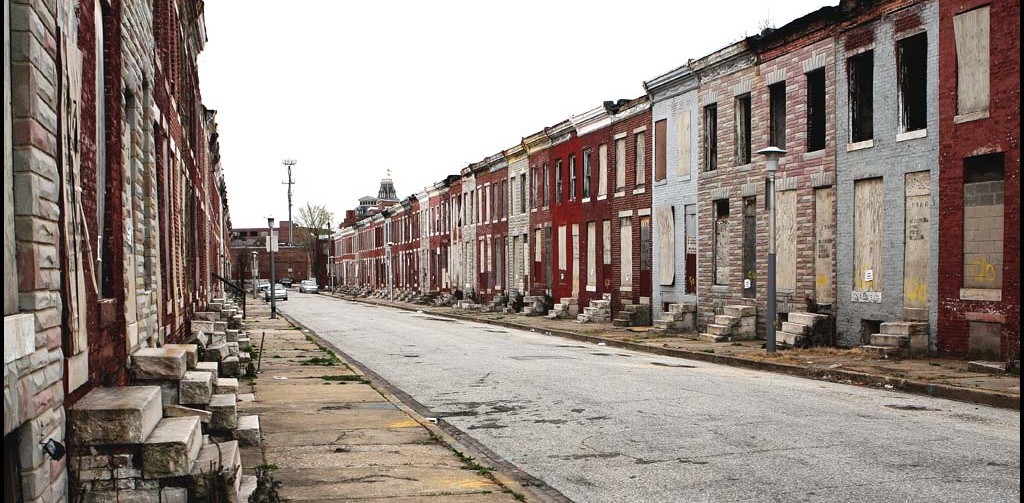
338,294,1020,410
236,301,531,502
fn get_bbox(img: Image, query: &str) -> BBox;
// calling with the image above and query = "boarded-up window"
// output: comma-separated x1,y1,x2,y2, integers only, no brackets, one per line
769,82,786,149
602,220,612,264
714,199,730,285
814,187,835,303
620,218,633,287
954,7,990,116
898,33,928,132
704,104,718,171
635,132,646,187
677,111,692,178
598,144,609,196
535,228,542,262
558,225,567,271
640,216,651,272
571,224,580,296
735,94,752,165
519,173,526,213
654,119,667,182
587,222,597,289
848,51,874,142
962,153,1003,290
853,178,883,301
685,205,697,294
742,197,757,298
615,138,626,191
656,206,675,285
904,171,930,308
776,190,797,292
806,69,826,152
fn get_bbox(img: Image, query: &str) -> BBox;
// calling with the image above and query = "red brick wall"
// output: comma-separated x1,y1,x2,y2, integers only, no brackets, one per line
549,135,583,302
575,125,615,308
610,102,654,312
936,0,1021,358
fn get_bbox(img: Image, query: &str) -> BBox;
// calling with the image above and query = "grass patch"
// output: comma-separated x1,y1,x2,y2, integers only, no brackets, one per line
303,355,340,366
321,375,370,384
255,463,278,471
701,348,715,354
452,449,493,476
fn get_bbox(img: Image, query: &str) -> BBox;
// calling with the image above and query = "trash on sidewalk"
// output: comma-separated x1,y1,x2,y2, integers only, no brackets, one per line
272,376,289,380
426,417,438,424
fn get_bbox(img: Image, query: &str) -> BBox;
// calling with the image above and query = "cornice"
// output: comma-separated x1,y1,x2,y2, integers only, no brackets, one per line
522,129,551,154
503,144,528,164
644,64,698,103
691,40,756,83
570,106,611,137
546,120,574,147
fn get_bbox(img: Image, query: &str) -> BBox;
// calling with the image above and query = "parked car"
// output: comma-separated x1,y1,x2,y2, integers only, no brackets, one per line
264,284,288,301
257,279,271,292
279,277,294,287
298,280,319,294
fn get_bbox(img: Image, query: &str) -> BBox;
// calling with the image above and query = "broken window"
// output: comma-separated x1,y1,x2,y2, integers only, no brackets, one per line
806,69,826,152
655,119,667,181
520,173,526,214
963,153,1004,290
954,6,990,117
735,94,752,165
569,154,577,201
848,51,874,142
615,138,626,191
704,104,718,171
543,163,550,206
635,131,646,187
769,82,787,149
714,199,730,286
583,149,592,198
898,33,927,132
555,159,563,203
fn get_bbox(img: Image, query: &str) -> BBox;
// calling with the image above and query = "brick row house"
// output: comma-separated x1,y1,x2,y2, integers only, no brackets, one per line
333,0,1018,361
5,0,238,501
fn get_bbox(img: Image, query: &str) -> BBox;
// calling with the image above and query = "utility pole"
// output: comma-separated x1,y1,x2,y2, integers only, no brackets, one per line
282,159,297,245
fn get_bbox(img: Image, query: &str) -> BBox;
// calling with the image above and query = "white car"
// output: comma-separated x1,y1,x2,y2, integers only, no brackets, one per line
263,284,288,301
298,280,319,294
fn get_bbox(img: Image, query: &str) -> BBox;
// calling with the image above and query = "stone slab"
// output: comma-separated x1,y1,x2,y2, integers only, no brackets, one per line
132,347,187,380
213,377,239,396
208,393,238,430
233,415,260,446
179,371,214,405
143,416,203,478
70,386,162,445
163,404,213,423
162,344,199,370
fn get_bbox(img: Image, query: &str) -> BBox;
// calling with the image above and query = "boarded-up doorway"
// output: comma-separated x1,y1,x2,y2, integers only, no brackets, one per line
853,178,883,303
903,171,930,311
742,197,757,297
814,187,835,304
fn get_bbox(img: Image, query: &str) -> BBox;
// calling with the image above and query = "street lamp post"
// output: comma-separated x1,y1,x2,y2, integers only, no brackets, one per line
251,251,258,299
386,242,394,302
757,147,786,353
268,216,277,319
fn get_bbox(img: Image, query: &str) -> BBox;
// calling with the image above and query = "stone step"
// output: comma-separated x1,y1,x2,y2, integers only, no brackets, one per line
723,305,756,318
706,323,732,336
239,475,258,503
208,393,238,431
162,344,199,370
190,440,242,499
788,312,826,326
192,320,216,335
164,404,213,424
698,332,728,343
880,322,929,336
781,322,812,336
70,386,163,446
196,361,219,376
861,345,901,358
132,347,188,380
778,331,803,346
206,344,230,362
179,371,214,406
714,315,739,327
869,333,909,347
238,338,252,352
136,379,181,407
225,329,240,342
194,312,219,322
213,377,239,396
239,352,252,365
142,416,203,478
233,415,261,446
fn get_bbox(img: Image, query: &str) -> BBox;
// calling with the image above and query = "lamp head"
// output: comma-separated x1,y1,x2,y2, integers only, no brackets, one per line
757,147,787,172
267,216,275,228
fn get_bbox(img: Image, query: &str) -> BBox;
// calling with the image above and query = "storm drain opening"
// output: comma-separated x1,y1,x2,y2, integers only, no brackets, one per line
651,362,696,368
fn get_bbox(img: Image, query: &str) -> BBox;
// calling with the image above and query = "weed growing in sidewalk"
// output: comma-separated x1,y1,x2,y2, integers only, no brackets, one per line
303,355,340,366
321,375,370,384
452,448,493,476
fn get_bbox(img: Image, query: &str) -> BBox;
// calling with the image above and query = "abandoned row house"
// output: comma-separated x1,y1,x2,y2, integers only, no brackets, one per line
334,0,1019,362
4,1,248,502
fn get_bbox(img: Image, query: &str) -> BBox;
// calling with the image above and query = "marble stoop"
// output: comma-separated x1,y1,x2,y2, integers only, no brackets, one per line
69,387,163,446
612,303,652,328
577,299,612,323
777,312,828,346
652,302,696,332
548,298,579,320
208,393,239,431
862,322,929,358
700,305,757,342
142,416,203,478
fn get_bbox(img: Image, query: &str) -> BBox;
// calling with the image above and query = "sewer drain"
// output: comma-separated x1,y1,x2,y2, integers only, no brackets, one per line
651,362,696,368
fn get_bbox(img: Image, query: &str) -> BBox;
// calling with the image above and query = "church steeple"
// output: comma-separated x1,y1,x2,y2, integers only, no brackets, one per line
378,170,398,202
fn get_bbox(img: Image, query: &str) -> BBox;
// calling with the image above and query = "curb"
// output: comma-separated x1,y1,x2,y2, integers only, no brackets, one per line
335,294,1020,411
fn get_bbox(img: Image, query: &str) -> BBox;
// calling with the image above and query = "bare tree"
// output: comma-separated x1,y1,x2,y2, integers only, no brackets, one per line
296,203,334,282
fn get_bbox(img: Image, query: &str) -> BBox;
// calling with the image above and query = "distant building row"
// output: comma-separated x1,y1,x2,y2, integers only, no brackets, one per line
333,0,1019,361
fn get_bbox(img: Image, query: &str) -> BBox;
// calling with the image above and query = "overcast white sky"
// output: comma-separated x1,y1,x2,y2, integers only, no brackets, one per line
198,0,833,229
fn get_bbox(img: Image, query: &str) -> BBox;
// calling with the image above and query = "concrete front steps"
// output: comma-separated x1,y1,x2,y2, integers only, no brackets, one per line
862,322,929,358
548,297,579,320
612,301,652,328
577,294,613,323
700,305,756,342
521,295,549,316
778,311,831,347
652,302,696,333
68,297,260,502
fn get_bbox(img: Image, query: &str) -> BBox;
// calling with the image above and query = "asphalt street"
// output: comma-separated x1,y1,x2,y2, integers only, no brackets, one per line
278,293,1020,503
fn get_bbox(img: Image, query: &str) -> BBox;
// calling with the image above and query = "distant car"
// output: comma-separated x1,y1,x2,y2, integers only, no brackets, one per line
298,280,319,294
279,277,294,287
264,284,288,301
257,280,271,292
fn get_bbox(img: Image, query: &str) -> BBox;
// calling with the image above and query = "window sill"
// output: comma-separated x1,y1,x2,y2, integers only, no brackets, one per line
846,139,874,152
596,195,608,201
960,288,1001,302
803,149,825,160
654,179,668,186
581,197,591,203
954,110,989,124
614,191,626,198
896,129,927,142
633,187,646,195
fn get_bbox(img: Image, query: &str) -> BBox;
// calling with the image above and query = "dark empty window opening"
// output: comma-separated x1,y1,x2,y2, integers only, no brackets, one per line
704,104,718,171
583,150,592,198
806,69,826,152
769,82,787,149
898,33,927,133
848,51,874,143
555,159,563,203
736,94,752,165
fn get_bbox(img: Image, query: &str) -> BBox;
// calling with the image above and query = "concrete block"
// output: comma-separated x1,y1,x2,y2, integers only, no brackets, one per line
195,361,218,375
193,312,218,322
70,387,162,445
191,320,215,335
209,332,227,346
207,394,237,430
206,344,229,361
781,322,812,335
142,416,202,478
238,475,258,503
136,379,180,407
237,393,255,403
233,415,260,446
163,404,212,424
213,377,238,396
707,323,731,336
869,334,908,347
221,356,241,377
83,490,160,503
225,342,240,357
715,314,739,327
723,305,756,317
238,352,251,365
225,329,239,342
131,347,187,380
237,338,251,352
788,312,826,326
162,344,198,370
880,322,928,336
179,371,213,405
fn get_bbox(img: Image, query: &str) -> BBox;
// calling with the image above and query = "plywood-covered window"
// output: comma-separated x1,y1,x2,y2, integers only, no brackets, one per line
654,119,667,182
615,138,626,191
634,132,646,187
586,222,597,289
806,69,826,152
620,217,633,288
703,104,718,171
558,225,567,271
530,168,537,209
848,51,874,143
954,6,990,117
769,82,786,149
714,199,730,286
602,220,612,265
898,33,928,132
598,144,608,196
962,153,1003,291
735,94,752,165
676,111,692,178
